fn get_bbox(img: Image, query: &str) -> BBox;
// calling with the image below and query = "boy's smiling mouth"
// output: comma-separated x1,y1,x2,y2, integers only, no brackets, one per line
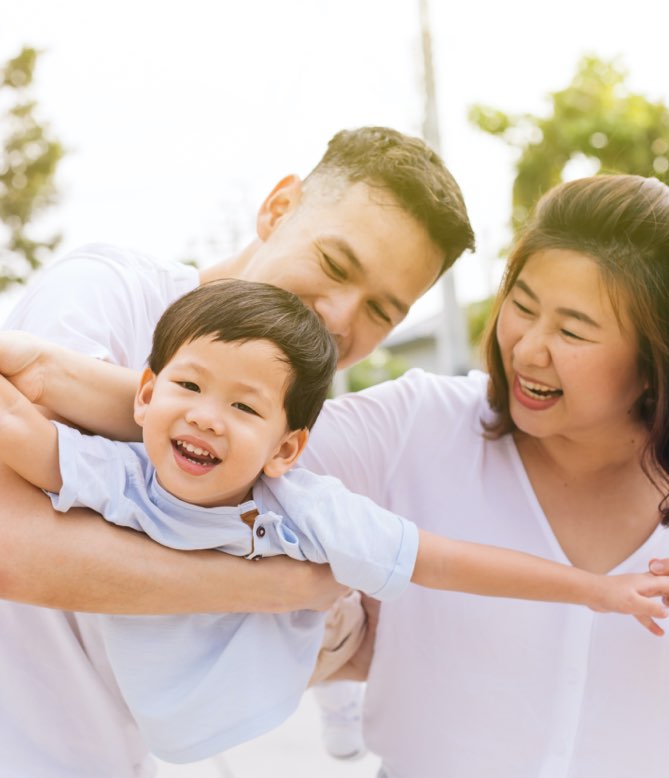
172,439,222,472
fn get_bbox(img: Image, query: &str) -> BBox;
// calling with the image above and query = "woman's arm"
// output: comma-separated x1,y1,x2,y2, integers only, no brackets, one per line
0,467,344,614
0,331,141,440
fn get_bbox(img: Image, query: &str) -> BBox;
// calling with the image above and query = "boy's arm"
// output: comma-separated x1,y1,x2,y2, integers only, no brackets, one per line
0,330,141,440
413,529,669,636
0,374,61,492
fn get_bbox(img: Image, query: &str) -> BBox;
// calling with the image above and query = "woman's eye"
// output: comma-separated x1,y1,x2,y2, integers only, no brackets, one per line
323,254,346,280
232,402,259,416
561,329,584,341
178,381,200,393
512,300,532,315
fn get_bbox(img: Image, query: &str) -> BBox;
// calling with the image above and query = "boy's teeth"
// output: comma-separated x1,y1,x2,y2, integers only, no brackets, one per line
177,440,214,458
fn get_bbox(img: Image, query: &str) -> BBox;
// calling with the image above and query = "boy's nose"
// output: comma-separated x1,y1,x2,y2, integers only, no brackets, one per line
185,405,226,436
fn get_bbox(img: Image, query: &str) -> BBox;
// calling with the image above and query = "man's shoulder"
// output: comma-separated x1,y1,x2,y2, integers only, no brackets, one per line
48,242,198,288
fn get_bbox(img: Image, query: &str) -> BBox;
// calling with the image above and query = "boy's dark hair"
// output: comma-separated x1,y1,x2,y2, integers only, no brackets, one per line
149,279,337,430
305,126,475,274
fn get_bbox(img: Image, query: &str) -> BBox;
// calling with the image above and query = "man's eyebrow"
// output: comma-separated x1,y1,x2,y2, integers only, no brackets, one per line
322,236,410,316
515,278,601,328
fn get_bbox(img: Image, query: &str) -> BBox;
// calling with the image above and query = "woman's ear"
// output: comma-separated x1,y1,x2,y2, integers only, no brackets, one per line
256,175,303,240
263,427,309,479
133,368,157,428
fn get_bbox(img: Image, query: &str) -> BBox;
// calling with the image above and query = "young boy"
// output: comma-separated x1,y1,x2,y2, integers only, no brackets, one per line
0,279,668,764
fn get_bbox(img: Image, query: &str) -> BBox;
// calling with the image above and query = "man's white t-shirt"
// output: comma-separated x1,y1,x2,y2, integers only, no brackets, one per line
0,244,199,778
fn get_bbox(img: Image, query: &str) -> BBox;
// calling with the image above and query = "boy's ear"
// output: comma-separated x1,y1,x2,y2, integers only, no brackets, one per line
133,368,156,428
256,175,303,240
263,428,309,479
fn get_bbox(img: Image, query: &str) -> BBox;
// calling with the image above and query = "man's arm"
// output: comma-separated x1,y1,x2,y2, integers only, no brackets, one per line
0,466,344,613
414,529,669,635
0,373,61,491
0,331,141,440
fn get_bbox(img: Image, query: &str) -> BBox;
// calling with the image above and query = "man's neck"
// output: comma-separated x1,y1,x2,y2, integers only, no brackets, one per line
198,239,260,286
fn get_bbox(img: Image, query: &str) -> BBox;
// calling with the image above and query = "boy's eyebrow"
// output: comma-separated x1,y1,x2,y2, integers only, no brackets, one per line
321,235,410,316
515,278,601,328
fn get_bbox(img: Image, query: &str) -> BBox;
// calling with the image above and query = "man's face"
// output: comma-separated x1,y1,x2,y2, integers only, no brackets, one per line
241,180,444,367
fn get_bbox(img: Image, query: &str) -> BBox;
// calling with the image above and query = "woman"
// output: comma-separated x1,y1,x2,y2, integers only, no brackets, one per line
299,174,669,777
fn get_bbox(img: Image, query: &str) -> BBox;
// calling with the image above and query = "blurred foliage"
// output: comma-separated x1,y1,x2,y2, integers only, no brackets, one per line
466,296,494,348
0,47,64,290
347,348,409,392
469,55,669,231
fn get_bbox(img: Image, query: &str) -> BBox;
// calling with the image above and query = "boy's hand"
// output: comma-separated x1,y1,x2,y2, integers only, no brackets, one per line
589,572,669,636
0,331,47,403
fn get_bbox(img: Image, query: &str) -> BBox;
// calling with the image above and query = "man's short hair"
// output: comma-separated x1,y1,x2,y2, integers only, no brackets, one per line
305,126,475,274
148,279,337,430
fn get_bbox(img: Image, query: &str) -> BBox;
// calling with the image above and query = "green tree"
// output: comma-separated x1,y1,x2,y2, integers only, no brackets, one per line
470,55,669,231
0,47,64,290
346,348,409,392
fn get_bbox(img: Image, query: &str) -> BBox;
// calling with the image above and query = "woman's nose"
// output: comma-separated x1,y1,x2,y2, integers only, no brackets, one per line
513,326,551,369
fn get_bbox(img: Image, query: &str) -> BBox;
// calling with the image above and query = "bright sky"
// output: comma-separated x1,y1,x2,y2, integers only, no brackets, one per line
2,0,669,323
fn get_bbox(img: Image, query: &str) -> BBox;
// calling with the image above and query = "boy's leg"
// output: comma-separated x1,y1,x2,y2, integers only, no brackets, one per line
310,591,367,761
309,590,367,684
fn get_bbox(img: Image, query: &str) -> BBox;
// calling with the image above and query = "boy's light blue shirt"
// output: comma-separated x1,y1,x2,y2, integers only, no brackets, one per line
48,422,419,763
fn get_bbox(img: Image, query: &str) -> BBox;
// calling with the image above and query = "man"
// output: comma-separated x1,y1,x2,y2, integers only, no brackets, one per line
0,126,474,777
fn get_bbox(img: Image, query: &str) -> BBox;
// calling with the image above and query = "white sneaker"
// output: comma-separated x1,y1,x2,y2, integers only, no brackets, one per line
312,681,367,760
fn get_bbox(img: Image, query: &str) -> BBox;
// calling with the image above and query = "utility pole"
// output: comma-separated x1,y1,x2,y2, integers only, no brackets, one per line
419,0,470,374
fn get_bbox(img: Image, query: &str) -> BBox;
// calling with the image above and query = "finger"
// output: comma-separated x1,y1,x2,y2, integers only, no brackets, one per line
649,558,669,575
635,614,665,637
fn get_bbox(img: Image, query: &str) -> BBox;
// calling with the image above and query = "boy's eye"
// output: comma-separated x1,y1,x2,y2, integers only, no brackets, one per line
178,381,200,393
232,402,259,416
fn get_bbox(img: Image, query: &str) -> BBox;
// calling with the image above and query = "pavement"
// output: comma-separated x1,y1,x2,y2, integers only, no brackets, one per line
155,688,381,778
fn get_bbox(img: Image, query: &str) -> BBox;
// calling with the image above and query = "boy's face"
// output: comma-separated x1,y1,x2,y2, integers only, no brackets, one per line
133,336,307,508
243,178,444,368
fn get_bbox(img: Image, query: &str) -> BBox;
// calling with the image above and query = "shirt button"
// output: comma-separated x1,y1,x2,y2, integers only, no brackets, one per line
256,526,266,538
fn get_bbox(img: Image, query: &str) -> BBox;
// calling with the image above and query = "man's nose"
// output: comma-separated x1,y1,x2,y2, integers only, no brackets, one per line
313,291,360,339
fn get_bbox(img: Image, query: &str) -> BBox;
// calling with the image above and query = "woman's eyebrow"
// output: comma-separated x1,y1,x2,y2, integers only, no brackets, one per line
515,278,601,328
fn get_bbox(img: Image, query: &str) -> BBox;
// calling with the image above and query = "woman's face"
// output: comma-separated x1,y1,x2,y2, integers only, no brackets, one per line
496,248,647,444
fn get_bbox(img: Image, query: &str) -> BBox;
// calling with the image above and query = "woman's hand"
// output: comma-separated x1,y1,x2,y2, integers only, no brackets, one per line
648,557,669,608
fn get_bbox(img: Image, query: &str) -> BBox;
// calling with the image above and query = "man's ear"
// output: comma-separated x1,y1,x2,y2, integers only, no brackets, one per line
263,427,309,479
256,175,303,240
133,368,156,428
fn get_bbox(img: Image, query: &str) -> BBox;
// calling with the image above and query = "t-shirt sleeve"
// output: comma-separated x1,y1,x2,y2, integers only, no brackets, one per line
299,369,429,505
256,469,419,600
4,245,146,363
47,422,147,532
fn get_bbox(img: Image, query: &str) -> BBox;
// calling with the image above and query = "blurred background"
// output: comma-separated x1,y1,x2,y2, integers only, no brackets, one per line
3,0,669,390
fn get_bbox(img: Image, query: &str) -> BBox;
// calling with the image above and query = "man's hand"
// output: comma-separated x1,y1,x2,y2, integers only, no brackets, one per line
0,330,48,403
